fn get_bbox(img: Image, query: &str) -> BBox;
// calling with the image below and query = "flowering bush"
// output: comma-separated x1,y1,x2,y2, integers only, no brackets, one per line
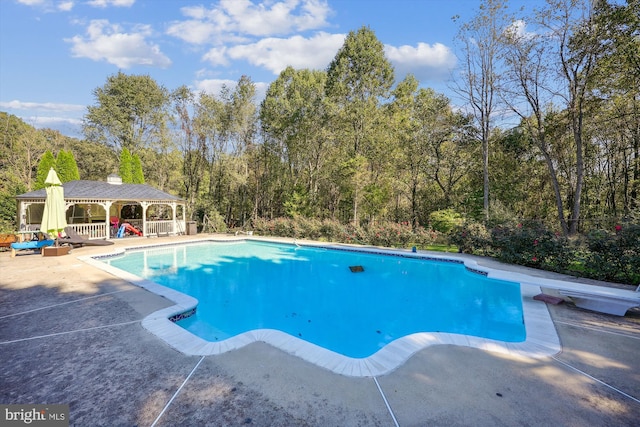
411,225,441,248
319,218,344,241
489,220,570,272
365,221,414,248
293,216,323,239
583,224,640,284
252,217,439,249
450,221,491,254
250,217,271,234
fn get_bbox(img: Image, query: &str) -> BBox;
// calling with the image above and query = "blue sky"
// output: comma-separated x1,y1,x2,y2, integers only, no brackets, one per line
0,0,537,137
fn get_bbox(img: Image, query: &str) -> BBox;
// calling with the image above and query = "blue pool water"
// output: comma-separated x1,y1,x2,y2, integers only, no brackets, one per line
104,241,525,358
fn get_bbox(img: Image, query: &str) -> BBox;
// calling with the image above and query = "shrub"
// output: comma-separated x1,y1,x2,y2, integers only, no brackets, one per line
204,209,227,233
272,217,295,237
411,226,440,248
489,221,570,272
365,222,414,248
296,216,323,239
428,209,464,234
250,217,271,235
320,218,343,242
583,224,640,285
450,221,490,254
340,223,367,245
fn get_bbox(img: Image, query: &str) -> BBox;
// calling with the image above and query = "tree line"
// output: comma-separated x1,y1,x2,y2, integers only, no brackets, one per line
1,0,638,236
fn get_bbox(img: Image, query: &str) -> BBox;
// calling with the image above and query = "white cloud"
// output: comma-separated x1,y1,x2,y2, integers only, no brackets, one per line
87,0,135,7
28,115,83,126
504,19,536,41
205,32,344,75
0,100,85,112
65,19,171,68
385,42,457,82
194,78,238,96
167,0,332,44
17,0,47,5
57,1,74,11
202,47,230,67
16,0,64,12
195,79,269,102
166,19,237,46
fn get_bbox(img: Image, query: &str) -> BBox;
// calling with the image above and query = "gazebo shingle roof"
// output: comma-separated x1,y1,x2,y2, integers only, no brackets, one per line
16,180,183,202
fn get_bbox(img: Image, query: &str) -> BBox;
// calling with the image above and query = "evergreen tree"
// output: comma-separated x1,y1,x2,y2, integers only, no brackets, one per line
56,150,80,182
132,154,145,184
119,148,133,183
35,150,56,190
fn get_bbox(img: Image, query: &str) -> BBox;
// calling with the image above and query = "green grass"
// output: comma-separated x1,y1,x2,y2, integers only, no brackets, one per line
420,243,458,253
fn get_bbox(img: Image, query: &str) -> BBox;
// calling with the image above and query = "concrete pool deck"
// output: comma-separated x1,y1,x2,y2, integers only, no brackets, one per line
1,234,639,426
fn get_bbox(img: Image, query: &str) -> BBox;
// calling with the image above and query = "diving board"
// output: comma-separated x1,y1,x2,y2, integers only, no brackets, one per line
489,269,640,316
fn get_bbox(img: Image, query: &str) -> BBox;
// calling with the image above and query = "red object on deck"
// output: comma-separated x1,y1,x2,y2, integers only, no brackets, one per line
123,223,142,236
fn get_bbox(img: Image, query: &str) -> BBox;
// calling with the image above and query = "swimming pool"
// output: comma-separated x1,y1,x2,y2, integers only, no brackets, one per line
104,240,525,358
88,238,561,376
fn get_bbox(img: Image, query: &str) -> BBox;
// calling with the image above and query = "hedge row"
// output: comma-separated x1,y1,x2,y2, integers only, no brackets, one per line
250,217,443,249
451,220,640,286
240,215,639,286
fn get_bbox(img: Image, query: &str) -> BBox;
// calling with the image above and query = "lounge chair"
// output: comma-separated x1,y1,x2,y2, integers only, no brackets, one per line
10,239,55,257
59,227,114,248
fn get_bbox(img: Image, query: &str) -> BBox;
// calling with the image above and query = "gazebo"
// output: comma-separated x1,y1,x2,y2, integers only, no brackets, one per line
16,174,187,240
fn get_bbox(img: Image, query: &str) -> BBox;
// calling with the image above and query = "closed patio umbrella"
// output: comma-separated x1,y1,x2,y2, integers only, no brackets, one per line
40,168,67,244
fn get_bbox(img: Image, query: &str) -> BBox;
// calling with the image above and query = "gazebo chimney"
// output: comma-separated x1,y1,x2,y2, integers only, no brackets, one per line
107,174,122,185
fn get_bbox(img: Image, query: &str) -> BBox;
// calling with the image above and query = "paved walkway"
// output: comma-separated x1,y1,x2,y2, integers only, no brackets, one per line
1,235,639,426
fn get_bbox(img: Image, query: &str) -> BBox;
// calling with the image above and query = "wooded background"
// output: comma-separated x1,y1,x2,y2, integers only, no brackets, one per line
1,0,638,237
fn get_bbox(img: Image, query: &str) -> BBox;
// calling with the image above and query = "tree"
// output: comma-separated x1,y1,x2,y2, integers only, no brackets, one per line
56,150,80,182
454,0,511,220
589,0,640,214
69,139,117,182
119,148,133,183
536,0,602,234
35,150,56,190
326,26,395,225
131,154,145,184
171,85,204,216
1,113,47,192
84,71,170,154
224,76,259,225
501,14,573,233
260,66,330,216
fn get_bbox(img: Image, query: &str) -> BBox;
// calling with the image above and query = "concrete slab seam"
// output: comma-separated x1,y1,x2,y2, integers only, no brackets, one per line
551,355,640,404
374,376,399,427
151,355,206,427
0,320,141,344
0,290,130,320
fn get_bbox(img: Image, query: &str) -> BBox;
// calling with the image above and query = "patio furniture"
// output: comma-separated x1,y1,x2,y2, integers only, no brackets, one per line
0,233,17,250
10,239,55,257
59,227,114,248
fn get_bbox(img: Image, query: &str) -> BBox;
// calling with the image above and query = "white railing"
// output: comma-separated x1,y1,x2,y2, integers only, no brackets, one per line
68,223,108,239
146,220,175,236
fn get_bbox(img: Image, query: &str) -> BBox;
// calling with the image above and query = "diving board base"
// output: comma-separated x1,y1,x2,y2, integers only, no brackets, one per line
533,293,564,305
